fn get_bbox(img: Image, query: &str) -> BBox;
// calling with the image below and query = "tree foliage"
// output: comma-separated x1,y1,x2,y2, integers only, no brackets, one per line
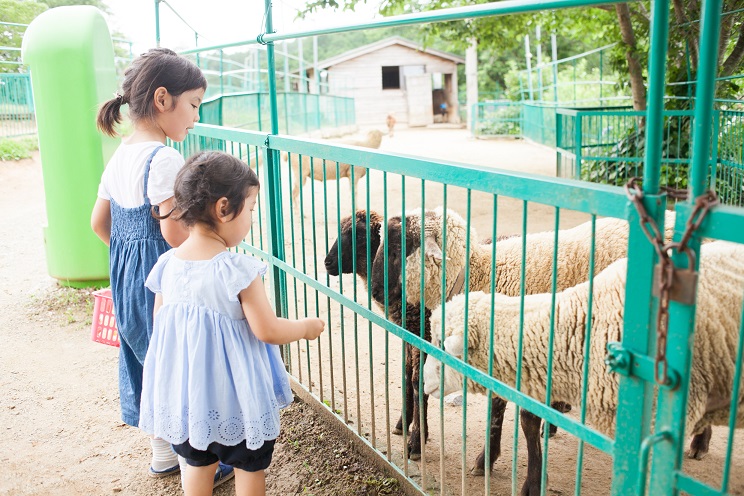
0,0,47,72
1,0,123,73
297,0,744,106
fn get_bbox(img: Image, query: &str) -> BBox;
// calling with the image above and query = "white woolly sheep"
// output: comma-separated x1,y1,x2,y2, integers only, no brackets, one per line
423,240,744,496
284,129,383,211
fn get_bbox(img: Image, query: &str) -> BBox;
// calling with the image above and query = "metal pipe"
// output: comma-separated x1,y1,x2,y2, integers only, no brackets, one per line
180,0,628,55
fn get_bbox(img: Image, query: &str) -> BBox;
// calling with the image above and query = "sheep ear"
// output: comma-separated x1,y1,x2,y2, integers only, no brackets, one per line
443,335,464,357
424,236,443,261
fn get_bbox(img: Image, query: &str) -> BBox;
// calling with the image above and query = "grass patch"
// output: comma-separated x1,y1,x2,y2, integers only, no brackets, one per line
0,136,38,161
30,285,97,326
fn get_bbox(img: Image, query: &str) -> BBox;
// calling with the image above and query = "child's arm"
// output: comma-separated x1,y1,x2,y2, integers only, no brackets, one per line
158,197,189,248
153,293,163,316
91,198,111,247
240,277,325,345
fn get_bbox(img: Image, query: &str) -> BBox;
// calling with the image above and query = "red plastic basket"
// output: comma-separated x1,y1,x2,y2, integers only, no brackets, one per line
91,289,120,347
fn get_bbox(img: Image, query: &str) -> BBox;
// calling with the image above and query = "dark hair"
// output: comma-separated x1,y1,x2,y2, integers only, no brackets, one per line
97,47,207,137
158,151,260,230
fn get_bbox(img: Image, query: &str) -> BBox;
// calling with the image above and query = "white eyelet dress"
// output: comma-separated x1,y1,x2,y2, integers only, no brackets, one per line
139,249,293,450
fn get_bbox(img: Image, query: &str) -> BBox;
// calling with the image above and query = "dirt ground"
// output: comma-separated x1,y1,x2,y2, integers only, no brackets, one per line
1,126,742,495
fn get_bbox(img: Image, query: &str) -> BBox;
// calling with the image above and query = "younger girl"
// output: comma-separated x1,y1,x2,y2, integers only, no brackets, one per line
90,47,209,477
141,151,325,495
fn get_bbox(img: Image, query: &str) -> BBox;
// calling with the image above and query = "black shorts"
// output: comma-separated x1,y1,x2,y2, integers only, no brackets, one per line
172,439,275,472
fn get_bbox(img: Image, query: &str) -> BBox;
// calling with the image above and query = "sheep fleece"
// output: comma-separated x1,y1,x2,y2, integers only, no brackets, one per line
407,210,675,309
429,240,744,439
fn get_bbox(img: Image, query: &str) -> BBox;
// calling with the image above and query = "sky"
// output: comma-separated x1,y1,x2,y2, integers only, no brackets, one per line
103,0,381,55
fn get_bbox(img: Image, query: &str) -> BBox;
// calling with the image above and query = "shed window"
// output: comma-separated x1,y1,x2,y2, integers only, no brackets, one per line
382,66,400,89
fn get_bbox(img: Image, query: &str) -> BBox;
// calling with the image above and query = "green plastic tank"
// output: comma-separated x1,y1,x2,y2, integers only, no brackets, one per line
22,6,119,287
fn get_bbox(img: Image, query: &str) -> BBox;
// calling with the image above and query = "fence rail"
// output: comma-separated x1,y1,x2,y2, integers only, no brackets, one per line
556,107,744,206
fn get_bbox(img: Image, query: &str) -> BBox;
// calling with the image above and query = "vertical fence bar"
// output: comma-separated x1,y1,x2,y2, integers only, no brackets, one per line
262,0,288,321
650,0,723,493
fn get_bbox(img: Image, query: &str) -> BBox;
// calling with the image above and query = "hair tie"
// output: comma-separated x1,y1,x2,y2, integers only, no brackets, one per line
113,92,124,103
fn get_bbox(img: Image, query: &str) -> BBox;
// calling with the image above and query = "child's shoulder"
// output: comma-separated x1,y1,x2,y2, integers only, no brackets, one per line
220,251,267,272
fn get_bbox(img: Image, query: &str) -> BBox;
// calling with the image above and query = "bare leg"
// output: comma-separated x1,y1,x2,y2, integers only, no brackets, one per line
235,468,265,496
183,462,219,496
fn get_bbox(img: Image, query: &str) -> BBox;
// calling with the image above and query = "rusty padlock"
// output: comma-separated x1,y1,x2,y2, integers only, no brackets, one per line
652,249,698,305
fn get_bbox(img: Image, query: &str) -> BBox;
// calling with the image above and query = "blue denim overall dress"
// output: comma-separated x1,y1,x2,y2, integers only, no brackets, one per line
109,145,171,427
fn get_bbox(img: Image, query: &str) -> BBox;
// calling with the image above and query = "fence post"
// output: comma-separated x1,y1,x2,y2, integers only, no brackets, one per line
649,0,722,492
574,112,582,180
555,111,563,177
261,0,288,320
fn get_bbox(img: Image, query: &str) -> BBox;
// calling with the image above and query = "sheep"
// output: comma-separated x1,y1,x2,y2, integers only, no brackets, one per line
325,208,551,467
370,208,571,468
324,210,433,461
423,240,744,496
405,208,677,310
284,129,383,211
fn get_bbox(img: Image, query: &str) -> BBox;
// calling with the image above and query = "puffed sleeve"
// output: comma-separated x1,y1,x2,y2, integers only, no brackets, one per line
147,147,186,206
216,252,268,302
144,250,175,294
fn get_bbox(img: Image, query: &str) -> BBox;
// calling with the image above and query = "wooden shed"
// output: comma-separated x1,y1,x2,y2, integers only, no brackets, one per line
306,36,465,128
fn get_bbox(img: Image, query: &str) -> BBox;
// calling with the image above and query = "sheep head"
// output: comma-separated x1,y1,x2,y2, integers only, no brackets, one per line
366,129,383,149
325,210,383,281
370,211,434,306
424,298,467,399
403,207,473,309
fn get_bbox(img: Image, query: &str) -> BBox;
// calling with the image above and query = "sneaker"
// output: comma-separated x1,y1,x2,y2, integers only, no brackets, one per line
148,464,180,478
213,462,235,489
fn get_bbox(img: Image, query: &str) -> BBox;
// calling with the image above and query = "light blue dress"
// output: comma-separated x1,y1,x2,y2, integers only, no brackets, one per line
139,249,293,451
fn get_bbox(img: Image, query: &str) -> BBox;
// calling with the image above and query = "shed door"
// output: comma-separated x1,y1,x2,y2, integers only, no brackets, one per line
406,74,433,127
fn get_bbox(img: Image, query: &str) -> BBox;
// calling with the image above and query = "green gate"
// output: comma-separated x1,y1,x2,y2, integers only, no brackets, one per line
163,0,742,494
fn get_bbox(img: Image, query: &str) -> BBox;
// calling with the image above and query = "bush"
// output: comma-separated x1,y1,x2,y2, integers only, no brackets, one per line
0,136,38,161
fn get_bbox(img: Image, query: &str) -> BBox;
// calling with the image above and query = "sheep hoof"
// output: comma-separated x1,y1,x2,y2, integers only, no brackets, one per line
687,448,708,461
470,466,486,477
687,426,712,460
408,452,421,461
392,427,403,436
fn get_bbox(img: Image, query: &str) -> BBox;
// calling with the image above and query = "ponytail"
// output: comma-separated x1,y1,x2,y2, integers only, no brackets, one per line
97,94,125,137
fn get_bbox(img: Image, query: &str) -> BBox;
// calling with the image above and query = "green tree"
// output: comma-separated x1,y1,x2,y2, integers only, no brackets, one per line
298,0,744,108
0,0,48,72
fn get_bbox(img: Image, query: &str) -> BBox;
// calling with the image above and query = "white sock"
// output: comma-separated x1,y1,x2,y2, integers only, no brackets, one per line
150,437,178,471
179,455,188,491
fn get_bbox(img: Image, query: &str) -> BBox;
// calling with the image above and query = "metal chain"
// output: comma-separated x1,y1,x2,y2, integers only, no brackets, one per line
624,178,718,385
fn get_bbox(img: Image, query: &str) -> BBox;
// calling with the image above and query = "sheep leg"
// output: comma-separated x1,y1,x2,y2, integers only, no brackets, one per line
291,168,305,211
393,344,415,436
471,395,507,476
541,401,572,438
520,409,544,496
407,347,429,461
687,425,713,460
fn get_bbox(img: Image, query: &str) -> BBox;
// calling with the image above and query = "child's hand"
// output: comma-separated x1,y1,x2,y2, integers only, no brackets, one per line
303,318,325,340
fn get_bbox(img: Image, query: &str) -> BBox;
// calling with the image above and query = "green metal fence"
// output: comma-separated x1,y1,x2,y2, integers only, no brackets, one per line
556,108,744,207
163,0,744,495
0,73,35,137
199,91,356,134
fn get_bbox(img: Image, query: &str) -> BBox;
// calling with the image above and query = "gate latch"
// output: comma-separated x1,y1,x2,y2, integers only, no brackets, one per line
605,342,680,390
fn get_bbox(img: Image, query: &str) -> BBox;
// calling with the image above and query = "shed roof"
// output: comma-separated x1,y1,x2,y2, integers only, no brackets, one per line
315,36,465,69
